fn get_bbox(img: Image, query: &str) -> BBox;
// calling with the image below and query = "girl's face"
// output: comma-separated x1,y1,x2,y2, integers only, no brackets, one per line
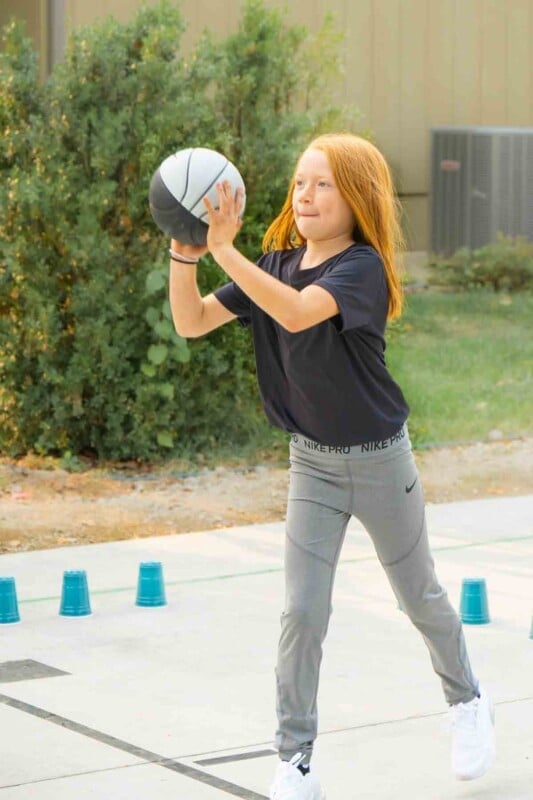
292,148,355,244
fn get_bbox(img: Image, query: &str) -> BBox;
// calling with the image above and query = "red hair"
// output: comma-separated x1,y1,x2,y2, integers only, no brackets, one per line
263,133,405,320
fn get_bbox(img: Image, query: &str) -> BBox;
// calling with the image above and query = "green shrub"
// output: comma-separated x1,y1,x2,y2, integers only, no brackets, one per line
428,235,533,292
0,1,352,460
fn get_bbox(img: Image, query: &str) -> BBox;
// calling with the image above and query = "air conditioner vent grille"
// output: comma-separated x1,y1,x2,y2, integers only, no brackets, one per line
430,126,533,255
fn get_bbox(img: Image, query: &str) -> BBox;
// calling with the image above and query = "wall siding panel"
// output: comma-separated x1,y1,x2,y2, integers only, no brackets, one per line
427,0,455,126
343,0,373,124
505,0,532,125
480,0,508,124
371,0,402,173
452,0,483,125
399,0,428,193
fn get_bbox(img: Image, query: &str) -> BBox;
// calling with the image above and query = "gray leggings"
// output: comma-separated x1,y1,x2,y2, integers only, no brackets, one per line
275,426,479,763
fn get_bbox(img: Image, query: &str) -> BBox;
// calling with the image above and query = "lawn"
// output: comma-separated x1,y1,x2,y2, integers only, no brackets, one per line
385,290,533,447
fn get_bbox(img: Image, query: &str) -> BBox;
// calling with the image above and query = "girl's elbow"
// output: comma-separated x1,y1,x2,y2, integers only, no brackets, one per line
281,319,299,334
280,309,304,333
173,321,199,339
282,312,312,334
173,321,187,338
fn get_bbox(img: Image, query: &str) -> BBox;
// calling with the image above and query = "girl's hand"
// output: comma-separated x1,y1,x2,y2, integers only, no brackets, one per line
203,181,244,253
170,239,209,261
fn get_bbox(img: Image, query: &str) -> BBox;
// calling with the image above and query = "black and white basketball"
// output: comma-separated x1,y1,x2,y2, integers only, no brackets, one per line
148,147,246,245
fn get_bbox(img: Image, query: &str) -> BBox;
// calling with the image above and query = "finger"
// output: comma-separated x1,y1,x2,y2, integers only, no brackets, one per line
217,181,233,211
203,195,216,215
235,187,244,217
211,183,224,212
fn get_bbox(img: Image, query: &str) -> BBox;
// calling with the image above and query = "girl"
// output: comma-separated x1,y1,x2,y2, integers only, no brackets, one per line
168,133,495,800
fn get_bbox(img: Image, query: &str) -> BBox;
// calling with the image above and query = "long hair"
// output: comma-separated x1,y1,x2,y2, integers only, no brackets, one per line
262,133,405,320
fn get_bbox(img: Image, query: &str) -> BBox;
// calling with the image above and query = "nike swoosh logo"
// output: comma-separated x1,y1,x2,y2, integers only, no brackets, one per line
405,478,418,494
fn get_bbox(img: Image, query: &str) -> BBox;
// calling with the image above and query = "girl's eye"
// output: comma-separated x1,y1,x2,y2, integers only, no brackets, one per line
294,179,330,188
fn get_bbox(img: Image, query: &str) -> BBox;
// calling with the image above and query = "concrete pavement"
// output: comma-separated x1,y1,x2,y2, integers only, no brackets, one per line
1,494,532,799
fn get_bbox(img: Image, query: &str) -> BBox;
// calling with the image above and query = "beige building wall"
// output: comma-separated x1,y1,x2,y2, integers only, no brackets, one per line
2,0,533,249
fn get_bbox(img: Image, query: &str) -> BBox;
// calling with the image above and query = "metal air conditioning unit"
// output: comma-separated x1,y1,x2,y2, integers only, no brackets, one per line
430,126,533,255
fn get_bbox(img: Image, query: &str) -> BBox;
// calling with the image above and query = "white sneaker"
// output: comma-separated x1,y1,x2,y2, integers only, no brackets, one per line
451,688,496,780
269,753,326,799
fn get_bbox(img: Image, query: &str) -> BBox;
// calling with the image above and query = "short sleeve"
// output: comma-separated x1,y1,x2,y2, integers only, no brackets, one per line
315,249,387,332
214,281,252,327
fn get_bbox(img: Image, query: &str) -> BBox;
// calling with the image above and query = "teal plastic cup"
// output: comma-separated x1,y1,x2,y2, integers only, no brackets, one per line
59,570,92,616
136,562,167,607
0,577,21,624
460,577,490,625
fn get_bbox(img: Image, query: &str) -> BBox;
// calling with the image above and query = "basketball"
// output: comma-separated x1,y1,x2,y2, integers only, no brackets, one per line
148,147,246,246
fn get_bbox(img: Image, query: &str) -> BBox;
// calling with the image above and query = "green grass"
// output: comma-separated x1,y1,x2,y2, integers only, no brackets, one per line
386,290,533,447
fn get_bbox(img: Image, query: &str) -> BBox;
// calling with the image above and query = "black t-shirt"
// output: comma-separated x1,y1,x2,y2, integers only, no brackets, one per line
214,243,409,446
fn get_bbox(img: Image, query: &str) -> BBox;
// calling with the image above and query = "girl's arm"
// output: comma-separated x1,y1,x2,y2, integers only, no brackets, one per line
168,241,236,338
210,243,338,333
204,185,339,333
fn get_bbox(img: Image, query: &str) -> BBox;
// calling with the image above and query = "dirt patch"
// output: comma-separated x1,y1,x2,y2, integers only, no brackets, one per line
1,436,532,554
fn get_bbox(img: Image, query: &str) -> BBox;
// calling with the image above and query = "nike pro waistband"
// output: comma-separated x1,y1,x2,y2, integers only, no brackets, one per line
290,424,409,458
